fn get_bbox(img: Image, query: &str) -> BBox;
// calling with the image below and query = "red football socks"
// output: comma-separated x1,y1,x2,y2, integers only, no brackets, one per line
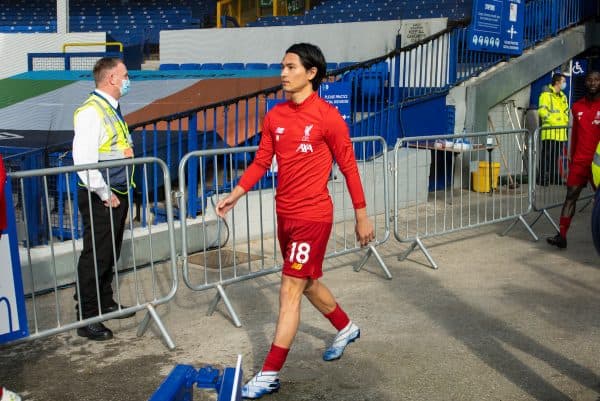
559,216,571,238
262,343,290,372
324,303,350,331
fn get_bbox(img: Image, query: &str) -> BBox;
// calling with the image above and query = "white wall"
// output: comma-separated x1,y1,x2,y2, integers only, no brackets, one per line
0,32,106,79
488,86,531,132
486,87,531,177
449,80,531,134
160,18,447,64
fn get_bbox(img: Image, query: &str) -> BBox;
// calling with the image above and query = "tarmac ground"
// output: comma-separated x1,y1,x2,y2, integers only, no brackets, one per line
1,205,599,401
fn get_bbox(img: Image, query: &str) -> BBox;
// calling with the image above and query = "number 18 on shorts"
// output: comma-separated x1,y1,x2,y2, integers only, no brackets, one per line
278,217,332,280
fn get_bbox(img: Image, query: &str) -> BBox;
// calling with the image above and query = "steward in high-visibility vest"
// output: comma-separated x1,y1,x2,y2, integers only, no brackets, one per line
74,92,134,194
538,79,570,141
72,57,137,339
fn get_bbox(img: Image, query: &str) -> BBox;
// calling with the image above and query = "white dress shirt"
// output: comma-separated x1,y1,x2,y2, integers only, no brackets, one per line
73,89,121,201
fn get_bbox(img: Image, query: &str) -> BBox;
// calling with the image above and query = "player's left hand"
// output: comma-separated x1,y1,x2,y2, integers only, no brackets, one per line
355,216,375,247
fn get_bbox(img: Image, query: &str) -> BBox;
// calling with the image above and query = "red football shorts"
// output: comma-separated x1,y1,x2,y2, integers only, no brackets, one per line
277,216,332,280
566,161,592,187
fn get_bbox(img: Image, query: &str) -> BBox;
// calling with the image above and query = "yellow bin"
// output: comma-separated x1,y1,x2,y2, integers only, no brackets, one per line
472,161,501,192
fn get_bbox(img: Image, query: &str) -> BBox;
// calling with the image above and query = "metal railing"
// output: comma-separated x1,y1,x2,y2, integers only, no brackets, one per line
523,0,593,48
513,125,595,236
177,136,391,327
5,157,179,349
393,130,533,269
3,126,597,345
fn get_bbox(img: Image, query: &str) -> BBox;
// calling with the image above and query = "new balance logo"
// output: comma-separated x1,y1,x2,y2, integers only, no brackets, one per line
296,143,314,153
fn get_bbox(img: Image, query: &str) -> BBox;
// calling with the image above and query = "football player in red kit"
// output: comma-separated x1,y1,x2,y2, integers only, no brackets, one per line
547,70,600,248
216,43,374,399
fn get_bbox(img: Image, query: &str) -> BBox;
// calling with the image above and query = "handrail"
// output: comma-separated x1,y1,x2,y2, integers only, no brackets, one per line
62,42,124,52
129,82,283,129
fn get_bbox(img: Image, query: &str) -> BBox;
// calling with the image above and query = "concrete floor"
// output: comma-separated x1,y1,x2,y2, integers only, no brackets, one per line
1,205,599,401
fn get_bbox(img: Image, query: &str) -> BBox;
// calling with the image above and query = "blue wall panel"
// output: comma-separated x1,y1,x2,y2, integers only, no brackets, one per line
399,94,451,137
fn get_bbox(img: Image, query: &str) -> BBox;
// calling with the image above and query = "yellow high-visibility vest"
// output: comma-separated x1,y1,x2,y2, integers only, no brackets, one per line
538,84,569,141
74,93,134,193
592,141,600,188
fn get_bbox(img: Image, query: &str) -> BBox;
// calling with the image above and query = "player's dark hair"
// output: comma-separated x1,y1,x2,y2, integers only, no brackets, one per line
286,43,326,91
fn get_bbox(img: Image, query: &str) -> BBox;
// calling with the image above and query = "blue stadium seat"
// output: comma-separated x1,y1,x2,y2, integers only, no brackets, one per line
222,62,245,70
360,72,383,98
246,0,470,26
268,63,282,70
200,63,223,70
369,61,388,74
159,63,180,71
179,63,202,70
326,62,339,71
245,63,268,70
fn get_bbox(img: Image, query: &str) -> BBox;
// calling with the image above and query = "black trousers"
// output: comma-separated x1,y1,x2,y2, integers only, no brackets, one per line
538,140,566,185
76,190,129,318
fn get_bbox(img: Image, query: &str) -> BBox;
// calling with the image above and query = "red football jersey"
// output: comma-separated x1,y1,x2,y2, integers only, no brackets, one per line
238,92,366,222
570,96,600,166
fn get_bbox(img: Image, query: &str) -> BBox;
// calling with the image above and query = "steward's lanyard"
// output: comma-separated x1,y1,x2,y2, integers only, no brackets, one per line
92,91,129,134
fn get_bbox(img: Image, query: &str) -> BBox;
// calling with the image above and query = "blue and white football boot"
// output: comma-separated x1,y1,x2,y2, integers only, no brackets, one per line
322,322,360,361
241,370,280,399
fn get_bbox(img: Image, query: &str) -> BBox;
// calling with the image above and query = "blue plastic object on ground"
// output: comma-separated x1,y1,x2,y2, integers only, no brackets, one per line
149,357,243,401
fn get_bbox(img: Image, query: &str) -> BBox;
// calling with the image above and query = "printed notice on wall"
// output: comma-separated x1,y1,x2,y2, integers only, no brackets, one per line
320,82,352,125
468,0,524,55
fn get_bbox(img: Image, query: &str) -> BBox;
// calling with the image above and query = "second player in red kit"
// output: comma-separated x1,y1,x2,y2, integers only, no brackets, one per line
547,70,600,248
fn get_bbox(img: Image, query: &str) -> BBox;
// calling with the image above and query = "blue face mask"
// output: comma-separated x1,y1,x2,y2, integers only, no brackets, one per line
120,79,131,97
560,81,567,91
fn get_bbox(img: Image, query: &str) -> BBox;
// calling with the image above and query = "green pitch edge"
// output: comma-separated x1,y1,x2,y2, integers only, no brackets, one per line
0,79,74,109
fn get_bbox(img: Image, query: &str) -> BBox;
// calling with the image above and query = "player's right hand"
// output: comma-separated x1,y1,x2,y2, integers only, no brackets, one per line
216,185,246,218
216,196,236,218
103,192,120,208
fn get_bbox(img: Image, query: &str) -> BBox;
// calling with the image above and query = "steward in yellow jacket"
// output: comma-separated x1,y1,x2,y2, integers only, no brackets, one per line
537,73,569,186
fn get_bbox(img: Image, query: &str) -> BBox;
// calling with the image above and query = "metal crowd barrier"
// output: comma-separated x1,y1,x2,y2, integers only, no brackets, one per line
393,130,533,269
7,157,178,349
178,136,391,327
519,125,595,236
